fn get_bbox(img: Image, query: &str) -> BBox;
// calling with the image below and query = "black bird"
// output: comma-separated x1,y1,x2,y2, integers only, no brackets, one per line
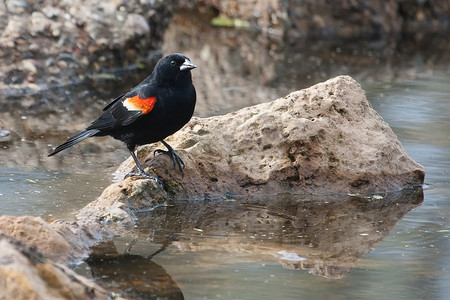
48,53,197,184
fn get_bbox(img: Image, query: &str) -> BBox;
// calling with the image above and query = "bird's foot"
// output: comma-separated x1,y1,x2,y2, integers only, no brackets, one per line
154,147,185,177
124,171,165,188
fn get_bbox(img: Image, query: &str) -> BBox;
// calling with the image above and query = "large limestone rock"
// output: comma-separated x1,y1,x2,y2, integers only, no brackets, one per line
115,75,424,198
75,75,425,256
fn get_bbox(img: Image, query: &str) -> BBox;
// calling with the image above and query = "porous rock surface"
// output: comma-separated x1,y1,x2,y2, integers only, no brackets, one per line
115,75,424,199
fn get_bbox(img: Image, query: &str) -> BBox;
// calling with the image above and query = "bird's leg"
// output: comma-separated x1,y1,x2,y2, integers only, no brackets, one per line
154,140,185,177
125,149,164,187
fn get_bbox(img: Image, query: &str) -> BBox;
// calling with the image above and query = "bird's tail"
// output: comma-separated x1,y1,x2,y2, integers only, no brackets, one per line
48,129,100,156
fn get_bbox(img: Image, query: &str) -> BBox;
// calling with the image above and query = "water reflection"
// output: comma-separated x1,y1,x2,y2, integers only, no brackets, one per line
87,251,184,300
83,188,423,298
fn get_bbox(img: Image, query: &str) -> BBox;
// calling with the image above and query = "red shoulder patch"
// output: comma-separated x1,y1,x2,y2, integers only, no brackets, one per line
123,95,157,114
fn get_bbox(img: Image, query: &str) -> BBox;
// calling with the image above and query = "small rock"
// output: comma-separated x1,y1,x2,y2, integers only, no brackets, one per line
29,11,52,36
21,59,38,75
42,5,61,19
0,129,12,143
5,0,27,14
28,42,40,53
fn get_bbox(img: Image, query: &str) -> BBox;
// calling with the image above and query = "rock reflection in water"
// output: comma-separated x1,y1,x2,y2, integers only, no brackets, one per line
82,188,422,298
127,188,422,280
87,249,184,300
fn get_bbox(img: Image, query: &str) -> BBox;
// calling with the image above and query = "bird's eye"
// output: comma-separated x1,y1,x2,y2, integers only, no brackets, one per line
170,60,176,66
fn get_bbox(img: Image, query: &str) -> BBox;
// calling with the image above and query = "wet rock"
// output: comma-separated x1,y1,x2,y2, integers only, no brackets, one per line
0,216,112,265
116,75,424,198
77,178,168,228
0,234,109,300
163,8,449,120
0,216,72,264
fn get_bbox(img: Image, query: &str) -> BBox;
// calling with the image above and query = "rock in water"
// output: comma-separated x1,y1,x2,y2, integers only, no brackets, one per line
117,75,424,197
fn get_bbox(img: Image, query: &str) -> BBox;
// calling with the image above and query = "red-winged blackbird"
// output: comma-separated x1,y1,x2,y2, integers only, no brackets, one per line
49,53,197,185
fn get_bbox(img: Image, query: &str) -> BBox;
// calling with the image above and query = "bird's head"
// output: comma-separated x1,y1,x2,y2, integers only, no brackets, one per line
155,53,196,87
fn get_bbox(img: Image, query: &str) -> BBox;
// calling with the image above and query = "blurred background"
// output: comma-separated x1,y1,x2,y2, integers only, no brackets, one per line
0,0,449,299
0,0,448,173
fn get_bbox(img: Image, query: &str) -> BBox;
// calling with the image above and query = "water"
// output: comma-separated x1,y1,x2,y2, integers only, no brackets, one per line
1,30,449,300
349,73,449,300
0,167,109,218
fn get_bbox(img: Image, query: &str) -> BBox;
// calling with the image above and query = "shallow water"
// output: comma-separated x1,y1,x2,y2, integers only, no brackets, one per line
1,35,449,299
0,167,109,218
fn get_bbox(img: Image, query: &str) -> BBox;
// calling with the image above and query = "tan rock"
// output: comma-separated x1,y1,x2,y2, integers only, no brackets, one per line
76,178,168,228
0,216,71,264
0,216,112,265
0,234,108,300
116,75,424,198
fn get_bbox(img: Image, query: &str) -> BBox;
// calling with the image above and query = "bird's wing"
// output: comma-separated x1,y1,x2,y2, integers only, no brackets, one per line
87,84,158,130
101,93,126,111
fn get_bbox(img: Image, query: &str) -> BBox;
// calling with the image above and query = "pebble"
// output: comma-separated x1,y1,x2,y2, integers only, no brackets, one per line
0,129,11,141
21,59,38,75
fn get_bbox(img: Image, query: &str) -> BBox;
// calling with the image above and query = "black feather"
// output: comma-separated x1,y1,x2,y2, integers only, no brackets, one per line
48,129,99,156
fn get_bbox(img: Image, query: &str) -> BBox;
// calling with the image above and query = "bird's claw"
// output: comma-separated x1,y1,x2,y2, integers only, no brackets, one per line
153,145,185,177
153,148,167,156
124,171,165,188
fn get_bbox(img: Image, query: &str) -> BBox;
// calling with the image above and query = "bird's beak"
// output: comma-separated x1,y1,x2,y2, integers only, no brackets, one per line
180,59,196,71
